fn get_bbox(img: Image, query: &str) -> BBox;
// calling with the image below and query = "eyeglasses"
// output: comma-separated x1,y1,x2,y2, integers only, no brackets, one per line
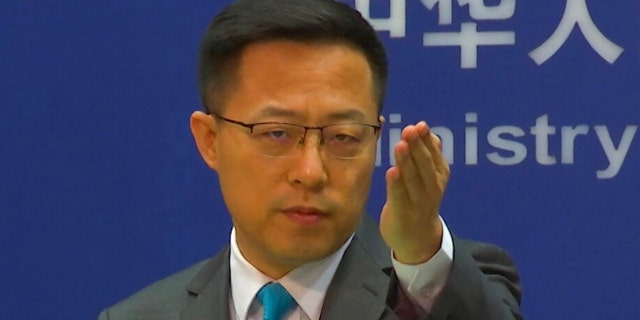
211,112,381,159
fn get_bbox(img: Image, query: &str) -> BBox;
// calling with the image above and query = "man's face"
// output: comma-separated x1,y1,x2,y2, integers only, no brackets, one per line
197,40,379,278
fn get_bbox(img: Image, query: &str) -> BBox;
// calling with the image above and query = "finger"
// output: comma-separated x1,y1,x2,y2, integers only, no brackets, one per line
427,133,446,169
385,162,410,209
404,122,437,174
416,122,448,173
404,125,440,195
405,122,450,199
396,126,429,205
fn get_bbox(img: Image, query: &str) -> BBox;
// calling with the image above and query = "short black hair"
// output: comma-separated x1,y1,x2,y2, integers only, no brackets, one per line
198,0,388,113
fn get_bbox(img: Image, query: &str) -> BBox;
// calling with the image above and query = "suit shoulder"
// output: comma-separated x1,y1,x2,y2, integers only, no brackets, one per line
455,237,518,267
428,237,523,319
99,259,210,320
453,237,522,304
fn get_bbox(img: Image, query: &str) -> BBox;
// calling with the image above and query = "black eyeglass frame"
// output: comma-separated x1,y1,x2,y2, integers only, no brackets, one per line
209,111,382,145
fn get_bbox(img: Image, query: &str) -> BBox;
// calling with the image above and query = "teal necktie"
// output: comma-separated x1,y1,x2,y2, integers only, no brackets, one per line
257,282,296,320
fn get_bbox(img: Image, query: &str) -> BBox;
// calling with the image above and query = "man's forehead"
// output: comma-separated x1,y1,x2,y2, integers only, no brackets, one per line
237,39,370,73
224,40,377,121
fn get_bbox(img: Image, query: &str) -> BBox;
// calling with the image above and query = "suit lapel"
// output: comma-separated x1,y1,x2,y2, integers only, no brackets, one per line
178,215,398,320
180,246,232,320
320,216,399,320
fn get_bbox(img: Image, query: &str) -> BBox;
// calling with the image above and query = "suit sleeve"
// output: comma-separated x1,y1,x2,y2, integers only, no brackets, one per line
426,237,523,320
97,309,110,320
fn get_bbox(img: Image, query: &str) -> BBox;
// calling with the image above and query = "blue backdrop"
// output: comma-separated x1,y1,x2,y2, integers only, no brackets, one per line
1,1,638,319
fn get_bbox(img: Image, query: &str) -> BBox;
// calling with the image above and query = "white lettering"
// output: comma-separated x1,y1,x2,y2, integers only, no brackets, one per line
375,113,634,179
465,112,478,165
487,126,527,165
423,23,515,69
594,125,638,179
355,0,406,38
530,114,557,165
458,0,516,20
529,0,624,65
561,125,589,164
388,113,403,165
421,0,453,25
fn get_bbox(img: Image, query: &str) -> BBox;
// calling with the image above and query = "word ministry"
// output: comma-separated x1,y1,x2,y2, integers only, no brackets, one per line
376,113,638,179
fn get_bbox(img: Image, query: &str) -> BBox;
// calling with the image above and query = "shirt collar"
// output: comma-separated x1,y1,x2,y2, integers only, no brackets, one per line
229,228,353,320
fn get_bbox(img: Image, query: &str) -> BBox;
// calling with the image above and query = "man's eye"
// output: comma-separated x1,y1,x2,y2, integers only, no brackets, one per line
255,128,293,141
331,134,360,143
266,130,288,139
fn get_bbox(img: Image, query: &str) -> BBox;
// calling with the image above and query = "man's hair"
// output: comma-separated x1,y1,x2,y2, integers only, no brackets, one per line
198,0,388,114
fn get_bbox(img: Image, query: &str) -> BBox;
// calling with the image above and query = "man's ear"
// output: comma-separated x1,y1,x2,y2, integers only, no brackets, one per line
190,111,219,170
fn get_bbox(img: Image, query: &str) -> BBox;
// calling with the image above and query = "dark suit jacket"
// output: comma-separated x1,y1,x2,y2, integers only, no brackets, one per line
98,217,522,320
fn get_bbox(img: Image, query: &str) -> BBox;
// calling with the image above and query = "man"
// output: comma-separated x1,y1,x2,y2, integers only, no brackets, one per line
99,0,522,319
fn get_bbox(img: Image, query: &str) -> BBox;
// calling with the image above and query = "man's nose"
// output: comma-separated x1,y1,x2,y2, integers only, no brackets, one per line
287,133,328,190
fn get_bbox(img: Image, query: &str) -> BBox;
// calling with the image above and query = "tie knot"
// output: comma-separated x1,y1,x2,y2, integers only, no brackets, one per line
257,282,295,320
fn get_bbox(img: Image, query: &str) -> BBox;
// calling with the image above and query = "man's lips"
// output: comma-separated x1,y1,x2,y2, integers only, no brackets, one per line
280,206,328,226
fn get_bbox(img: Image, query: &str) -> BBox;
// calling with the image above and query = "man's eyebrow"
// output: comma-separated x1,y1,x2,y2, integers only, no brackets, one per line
324,109,368,122
255,106,297,118
254,106,370,122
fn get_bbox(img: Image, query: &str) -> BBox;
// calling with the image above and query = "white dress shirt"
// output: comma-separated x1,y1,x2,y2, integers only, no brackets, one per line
229,217,454,320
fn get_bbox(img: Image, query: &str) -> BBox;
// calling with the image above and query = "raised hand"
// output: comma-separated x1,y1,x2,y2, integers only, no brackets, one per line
379,121,451,264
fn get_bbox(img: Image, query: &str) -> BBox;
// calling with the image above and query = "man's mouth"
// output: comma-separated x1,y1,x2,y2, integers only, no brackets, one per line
281,206,328,226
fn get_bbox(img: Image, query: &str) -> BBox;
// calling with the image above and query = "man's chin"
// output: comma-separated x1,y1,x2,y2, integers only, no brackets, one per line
275,240,346,265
